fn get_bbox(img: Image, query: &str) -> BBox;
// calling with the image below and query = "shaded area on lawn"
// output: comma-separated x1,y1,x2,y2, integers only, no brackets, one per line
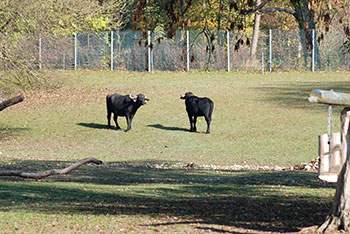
0,127,29,141
0,160,336,233
255,81,350,110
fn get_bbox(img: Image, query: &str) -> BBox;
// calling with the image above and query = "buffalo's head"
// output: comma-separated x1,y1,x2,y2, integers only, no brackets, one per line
131,94,149,105
180,92,194,100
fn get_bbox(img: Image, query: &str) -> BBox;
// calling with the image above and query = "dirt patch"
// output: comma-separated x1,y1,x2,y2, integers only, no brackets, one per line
2,86,134,111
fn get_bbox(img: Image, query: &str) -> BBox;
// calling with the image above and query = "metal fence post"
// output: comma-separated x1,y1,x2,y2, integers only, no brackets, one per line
39,37,42,70
186,30,190,72
312,29,315,72
111,31,114,71
151,47,154,72
148,31,151,72
74,32,77,71
269,29,272,72
63,52,66,70
262,51,264,74
227,30,230,72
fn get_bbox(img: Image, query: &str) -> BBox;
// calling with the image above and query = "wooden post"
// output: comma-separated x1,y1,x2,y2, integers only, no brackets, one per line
330,132,342,172
319,134,330,173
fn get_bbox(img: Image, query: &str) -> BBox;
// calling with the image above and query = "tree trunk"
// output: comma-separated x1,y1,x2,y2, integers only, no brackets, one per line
292,0,321,70
250,0,261,57
0,94,24,111
318,107,350,232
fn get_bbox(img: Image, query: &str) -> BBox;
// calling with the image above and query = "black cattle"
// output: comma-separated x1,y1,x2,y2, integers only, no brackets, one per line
106,93,149,131
180,92,214,134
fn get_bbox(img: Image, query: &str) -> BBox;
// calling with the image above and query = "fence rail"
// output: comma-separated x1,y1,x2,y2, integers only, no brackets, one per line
2,29,350,72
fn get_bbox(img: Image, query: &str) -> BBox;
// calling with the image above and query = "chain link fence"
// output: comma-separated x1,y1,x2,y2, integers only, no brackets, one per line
2,29,350,72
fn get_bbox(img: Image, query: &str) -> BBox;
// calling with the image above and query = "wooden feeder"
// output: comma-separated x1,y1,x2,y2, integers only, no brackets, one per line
309,89,350,182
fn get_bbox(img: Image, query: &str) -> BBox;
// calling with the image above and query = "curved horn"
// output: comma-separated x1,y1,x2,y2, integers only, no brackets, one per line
145,96,150,102
129,94,137,102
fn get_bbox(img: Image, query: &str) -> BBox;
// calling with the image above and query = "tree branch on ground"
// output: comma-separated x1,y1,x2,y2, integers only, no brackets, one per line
0,94,24,111
0,157,103,179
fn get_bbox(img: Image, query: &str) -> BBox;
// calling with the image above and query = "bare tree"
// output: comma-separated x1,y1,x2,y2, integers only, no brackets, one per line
250,0,261,57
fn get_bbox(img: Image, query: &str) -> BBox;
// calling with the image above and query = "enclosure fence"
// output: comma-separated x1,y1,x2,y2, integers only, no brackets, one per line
2,29,350,72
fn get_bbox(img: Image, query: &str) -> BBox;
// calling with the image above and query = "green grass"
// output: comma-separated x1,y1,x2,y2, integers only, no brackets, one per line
1,70,348,233
0,164,336,233
1,70,349,166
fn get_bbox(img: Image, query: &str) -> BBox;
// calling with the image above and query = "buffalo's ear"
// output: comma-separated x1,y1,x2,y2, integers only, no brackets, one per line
129,94,137,102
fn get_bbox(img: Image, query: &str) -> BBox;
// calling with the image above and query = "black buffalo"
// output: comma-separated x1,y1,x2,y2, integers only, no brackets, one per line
106,93,149,131
180,92,214,134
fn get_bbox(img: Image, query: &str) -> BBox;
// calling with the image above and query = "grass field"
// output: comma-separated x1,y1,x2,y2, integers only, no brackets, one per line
1,71,349,233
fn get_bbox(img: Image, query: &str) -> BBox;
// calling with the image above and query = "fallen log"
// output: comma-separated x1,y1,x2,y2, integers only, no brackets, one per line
0,94,24,111
0,157,103,179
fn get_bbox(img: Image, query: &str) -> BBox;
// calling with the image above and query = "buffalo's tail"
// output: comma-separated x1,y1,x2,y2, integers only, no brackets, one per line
209,100,214,120
106,95,112,127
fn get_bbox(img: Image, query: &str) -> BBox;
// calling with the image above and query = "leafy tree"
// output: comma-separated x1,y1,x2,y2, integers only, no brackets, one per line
0,0,127,92
130,0,336,68
131,0,255,70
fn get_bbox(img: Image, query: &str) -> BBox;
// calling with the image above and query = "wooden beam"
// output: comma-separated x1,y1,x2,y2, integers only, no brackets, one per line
308,89,350,106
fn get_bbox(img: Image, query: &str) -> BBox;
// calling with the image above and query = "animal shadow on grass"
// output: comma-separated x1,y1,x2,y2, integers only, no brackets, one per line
147,124,189,132
77,122,110,130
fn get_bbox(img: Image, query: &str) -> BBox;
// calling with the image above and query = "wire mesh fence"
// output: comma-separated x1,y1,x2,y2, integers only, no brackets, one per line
2,29,350,72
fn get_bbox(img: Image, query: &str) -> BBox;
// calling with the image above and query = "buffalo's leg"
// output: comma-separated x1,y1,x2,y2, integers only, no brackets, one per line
205,115,211,134
107,110,112,129
125,116,132,132
193,116,197,132
113,115,121,129
188,114,194,131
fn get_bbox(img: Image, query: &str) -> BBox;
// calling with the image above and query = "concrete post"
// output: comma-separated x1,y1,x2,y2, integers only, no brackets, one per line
74,32,77,71
227,30,230,72
111,31,114,71
312,29,315,72
269,29,272,72
39,37,42,70
148,31,151,72
186,30,190,72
